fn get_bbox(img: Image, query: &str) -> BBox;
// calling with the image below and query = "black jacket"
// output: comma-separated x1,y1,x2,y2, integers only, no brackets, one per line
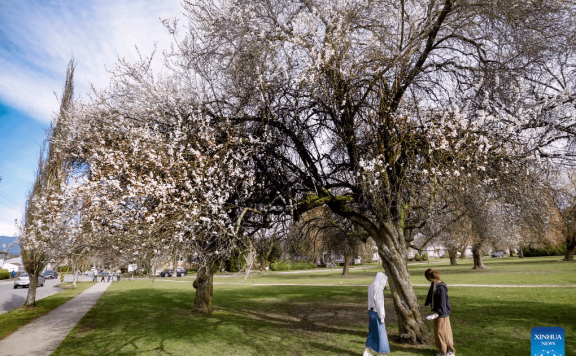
425,282,451,318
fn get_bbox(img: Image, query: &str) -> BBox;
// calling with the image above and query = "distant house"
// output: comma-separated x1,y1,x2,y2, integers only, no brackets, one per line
407,244,473,259
2,257,25,273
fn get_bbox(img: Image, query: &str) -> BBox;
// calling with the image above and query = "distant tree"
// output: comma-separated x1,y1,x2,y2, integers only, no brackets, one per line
19,59,76,306
551,170,576,261
249,224,284,273
286,206,366,275
562,206,576,261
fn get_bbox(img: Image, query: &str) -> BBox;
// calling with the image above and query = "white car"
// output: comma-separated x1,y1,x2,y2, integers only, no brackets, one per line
14,273,45,289
84,267,98,275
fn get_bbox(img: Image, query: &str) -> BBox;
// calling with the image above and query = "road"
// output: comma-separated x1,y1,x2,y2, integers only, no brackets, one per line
0,274,92,314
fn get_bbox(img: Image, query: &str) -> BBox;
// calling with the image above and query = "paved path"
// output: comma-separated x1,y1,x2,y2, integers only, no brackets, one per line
0,281,111,356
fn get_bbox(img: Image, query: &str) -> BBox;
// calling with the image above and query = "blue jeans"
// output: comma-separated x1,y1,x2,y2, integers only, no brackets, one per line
366,310,390,354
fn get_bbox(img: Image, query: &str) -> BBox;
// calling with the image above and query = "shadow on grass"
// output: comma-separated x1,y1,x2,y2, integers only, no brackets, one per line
56,285,373,355
54,283,576,356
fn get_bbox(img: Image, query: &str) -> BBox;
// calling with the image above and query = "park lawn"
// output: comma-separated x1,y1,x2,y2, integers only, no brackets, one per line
0,282,93,340
53,266,575,356
200,256,575,287
407,256,576,285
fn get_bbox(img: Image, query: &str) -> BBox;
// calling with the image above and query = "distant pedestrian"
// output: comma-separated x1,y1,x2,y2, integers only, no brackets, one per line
108,272,113,282
116,271,121,281
100,270,106,282
363,272,390,356
92,271,97,283
424,268,455,356
11,270,15,279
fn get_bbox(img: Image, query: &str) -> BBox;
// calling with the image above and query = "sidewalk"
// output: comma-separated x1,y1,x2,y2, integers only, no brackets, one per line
0,281,111,356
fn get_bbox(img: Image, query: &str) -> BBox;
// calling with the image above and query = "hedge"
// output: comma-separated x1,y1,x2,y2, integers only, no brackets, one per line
0,269,10,280
270,260,315,271
522,244,566,257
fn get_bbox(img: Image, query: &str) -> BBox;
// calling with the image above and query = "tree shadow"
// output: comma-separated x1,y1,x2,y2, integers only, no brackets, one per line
56,282,576,356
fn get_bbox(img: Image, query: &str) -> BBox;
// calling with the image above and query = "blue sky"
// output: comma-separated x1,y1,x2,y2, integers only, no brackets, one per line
0,0,181,236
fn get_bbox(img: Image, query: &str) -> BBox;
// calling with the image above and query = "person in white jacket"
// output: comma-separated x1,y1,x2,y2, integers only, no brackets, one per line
363,272,390,355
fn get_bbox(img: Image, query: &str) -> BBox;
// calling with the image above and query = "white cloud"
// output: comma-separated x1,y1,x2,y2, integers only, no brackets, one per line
0,0,181,123
0,0,182,235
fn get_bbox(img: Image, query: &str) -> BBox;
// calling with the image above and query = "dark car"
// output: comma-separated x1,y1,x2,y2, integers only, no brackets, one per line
43,270,58,279
491,251,504,258
14,273,45,289
160,270,173,277
160,268,187,277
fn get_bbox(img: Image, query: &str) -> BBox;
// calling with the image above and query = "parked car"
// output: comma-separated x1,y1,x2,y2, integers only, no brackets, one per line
491,251,504,258
43,270,58,279
159,268,187,277
14,273,45,289
176,267,187,277
160,270,173,277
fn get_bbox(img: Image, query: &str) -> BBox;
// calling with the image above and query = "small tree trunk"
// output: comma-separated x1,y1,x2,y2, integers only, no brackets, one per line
72,262,78,288
448,249,458,266
509,248,514,257
260,256,267,273
171,256,178,278
459,246,467,259
519,246,524,258
24,274,39,307
564,239,575,261
342,255,351,276
472,244,485,269
193,262,215,313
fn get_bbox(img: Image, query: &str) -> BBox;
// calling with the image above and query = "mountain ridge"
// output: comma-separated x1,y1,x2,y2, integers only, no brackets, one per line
0,235,20,254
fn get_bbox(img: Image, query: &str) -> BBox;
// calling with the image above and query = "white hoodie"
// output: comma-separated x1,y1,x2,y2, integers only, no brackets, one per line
367,272,388,323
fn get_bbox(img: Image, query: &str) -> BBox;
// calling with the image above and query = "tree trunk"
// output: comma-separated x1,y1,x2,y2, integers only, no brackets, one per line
171,256,178,278
519,246,524,258
342,255,351,276
564,237,576,261
472,244,485,269
24,274,39,307
193,262,215,313
370,224,431,345
72,262,78,288
459,246,467,259
448,249,458,266
378,247,430,344
509,248,514,257
260,255,267,273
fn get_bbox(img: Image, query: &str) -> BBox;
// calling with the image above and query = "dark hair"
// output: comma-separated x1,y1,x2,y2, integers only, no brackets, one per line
424,268,440,281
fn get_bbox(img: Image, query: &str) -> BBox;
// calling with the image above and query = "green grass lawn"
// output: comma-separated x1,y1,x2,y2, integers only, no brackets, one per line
407,256,576,285
187,256,574,287
0,282,93,340
53,257,575,356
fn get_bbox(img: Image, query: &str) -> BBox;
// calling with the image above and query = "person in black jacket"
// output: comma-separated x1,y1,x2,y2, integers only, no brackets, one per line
424,268,455,356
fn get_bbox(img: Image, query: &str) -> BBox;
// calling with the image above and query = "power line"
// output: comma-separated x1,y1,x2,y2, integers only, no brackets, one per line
0,189,20,206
